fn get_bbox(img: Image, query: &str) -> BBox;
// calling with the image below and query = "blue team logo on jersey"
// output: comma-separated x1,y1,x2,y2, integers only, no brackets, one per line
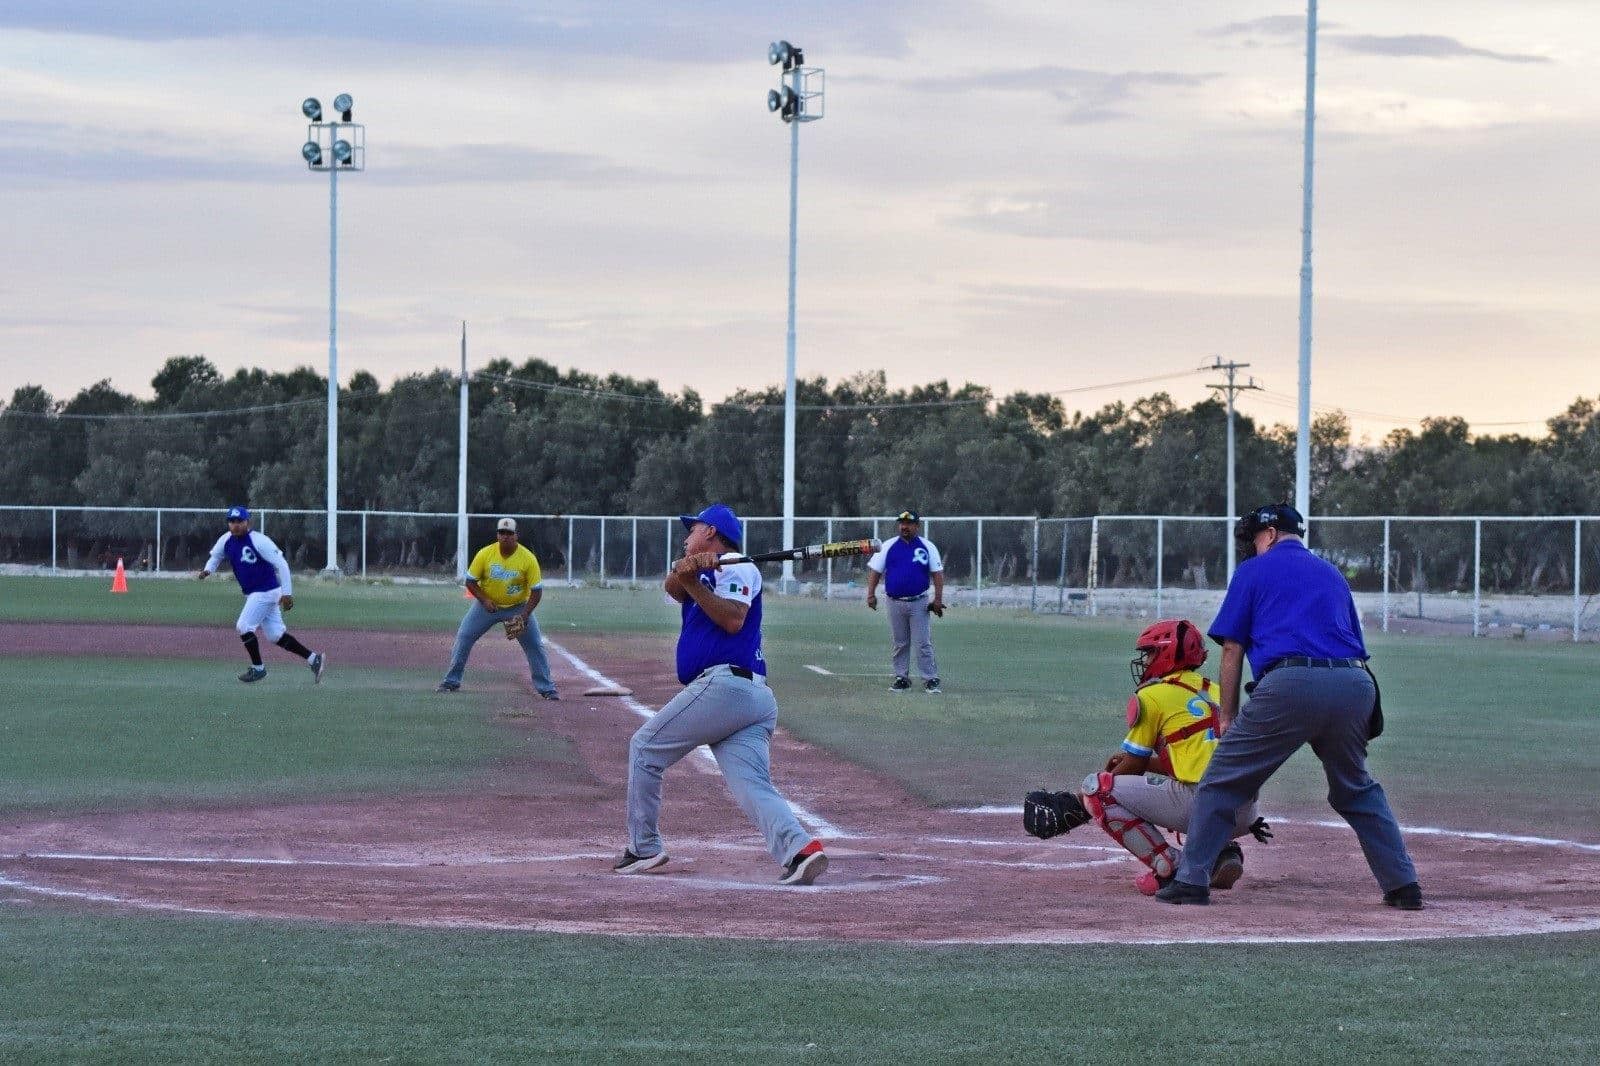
487,562,519,581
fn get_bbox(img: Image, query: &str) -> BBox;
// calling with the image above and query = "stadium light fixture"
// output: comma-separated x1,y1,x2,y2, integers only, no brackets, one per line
767,43,824,591
298,92,367,574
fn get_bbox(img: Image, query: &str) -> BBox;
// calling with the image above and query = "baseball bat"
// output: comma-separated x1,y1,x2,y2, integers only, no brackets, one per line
719,539,879,566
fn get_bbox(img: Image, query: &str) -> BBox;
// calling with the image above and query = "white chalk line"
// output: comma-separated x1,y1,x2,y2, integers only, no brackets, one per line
803,664,832,675
0,851,613,868
545,639,854,841
605,872,945,894
951,806,1600,854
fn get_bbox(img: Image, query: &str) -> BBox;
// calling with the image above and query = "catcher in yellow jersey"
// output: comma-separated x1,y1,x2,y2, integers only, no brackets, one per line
1023,620,1270,895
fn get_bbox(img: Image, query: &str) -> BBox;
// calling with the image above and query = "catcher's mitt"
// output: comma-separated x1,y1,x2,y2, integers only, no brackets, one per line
1023,789,1091,839
504,616,529,641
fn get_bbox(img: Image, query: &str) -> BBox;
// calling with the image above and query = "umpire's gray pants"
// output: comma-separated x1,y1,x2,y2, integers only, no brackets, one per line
888,595,938,680
1175,666,1418,893
626,665,812,866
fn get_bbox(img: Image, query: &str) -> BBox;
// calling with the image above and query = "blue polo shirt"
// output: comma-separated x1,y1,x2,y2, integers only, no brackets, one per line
1208,539,1367,679
870,536,943,598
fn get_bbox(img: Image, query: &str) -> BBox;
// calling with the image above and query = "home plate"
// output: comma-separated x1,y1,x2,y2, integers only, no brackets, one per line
583,686,634,697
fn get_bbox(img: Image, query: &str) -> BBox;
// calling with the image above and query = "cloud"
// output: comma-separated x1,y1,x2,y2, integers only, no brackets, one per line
875,65,1213,124
1205,15,1323,38
379,143,677,186
1330,34,1551,65
0,1,933,61
1206,18,1547,65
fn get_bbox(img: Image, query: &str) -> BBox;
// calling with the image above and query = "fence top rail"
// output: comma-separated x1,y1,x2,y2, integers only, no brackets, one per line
4,505,1600,522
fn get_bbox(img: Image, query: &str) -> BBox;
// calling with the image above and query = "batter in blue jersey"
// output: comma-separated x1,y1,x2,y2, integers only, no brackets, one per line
614,503,827,887
196,505,326,684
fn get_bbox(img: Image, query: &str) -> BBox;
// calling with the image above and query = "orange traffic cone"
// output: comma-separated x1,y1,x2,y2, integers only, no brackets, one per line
462,585,473,599
111,556,128,594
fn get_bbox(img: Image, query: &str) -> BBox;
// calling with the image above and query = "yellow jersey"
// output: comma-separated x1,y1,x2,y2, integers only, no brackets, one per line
467,542,543,608
1120,669,1221,785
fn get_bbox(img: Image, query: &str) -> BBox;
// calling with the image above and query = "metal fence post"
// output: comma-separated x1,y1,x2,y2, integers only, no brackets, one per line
155,508,162,572
1088,516,1100,617
1575,518,1583,643
1057,521,1068,614
1155,517,1164,619
631,518,638,587
51,507,57,572
599,517,607,588
825,517,833,599
665,519,672,576
1030,518,1040,612
1472,519,1482,638
1382,518,1391,634
361,511,368,579
966,515,979,605
567,516,574,586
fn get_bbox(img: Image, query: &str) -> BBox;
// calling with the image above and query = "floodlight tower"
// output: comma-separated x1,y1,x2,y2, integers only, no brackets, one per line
767,40,824,591
299,94,366,575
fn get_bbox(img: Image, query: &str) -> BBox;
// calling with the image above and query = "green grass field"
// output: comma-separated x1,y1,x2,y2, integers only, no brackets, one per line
2,575,1598,1061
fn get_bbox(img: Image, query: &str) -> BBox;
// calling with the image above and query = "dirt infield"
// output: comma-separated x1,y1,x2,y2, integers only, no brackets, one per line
3,622,1598,944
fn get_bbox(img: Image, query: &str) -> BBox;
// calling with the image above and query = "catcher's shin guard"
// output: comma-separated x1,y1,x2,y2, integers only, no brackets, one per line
1081,771,1177,879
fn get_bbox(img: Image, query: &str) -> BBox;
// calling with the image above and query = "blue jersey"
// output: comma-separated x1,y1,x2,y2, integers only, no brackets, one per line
675,557,766,684
1208,539,1367,678
207,530,291,595
869,536,943,598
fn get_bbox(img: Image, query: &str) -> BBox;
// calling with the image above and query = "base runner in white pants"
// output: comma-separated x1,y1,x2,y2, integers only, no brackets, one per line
196,505,325,685
613,503,827,887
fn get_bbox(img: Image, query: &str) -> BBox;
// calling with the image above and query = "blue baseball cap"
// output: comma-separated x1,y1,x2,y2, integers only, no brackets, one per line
679,503,742,548
226,505,250,521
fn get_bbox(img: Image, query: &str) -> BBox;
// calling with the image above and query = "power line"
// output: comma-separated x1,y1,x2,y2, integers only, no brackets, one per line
1250,388,1547,429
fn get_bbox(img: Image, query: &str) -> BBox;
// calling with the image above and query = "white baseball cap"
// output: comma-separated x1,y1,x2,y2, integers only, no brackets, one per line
496,517,517,532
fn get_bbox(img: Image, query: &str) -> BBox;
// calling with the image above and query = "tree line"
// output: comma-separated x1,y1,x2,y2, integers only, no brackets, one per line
3,355,1598,589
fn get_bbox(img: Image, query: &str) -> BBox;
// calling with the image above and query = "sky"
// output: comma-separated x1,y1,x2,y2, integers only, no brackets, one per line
2,1,1596,443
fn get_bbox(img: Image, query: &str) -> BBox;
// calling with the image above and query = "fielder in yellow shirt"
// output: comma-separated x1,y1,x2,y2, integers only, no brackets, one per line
437,518,559,699
1022,619,1268,896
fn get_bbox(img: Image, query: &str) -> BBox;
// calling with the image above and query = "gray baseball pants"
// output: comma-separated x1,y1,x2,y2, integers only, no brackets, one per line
1085,771,1257,871
888,594,938,679
1174,665,1418,892
626,665,812,865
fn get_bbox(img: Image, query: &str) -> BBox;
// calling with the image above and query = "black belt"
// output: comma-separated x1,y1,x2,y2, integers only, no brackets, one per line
699,665,756,681
1264,656,1365,676
889,594,927,601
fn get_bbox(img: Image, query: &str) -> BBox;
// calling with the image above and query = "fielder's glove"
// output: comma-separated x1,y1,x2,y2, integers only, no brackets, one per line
504,616,529,641
1023,789,1092,839
929,601,945,618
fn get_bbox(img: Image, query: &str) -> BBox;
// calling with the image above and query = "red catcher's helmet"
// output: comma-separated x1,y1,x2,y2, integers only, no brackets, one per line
1130,619,1207,686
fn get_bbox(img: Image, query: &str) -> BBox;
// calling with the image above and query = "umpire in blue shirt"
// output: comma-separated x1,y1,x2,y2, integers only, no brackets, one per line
1156,503,1423,910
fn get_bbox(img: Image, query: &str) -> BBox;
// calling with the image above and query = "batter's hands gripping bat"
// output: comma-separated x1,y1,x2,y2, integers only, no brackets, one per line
718,539,879,566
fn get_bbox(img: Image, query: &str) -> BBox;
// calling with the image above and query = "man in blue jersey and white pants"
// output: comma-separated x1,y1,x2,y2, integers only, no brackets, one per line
613,503,827,886
196,505,326,684
865,509,946,692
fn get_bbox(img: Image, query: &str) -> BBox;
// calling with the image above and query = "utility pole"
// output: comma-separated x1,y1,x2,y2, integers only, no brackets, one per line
1207,355,1263,581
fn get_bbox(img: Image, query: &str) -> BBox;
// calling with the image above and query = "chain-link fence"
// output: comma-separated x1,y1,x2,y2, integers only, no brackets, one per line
4,506,1597,640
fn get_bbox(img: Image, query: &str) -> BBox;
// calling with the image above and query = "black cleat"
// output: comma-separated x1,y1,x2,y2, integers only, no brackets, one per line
1154,879,1211,906
889,676,911,691
613,849,669,874
1383,882,1424,910
239,666,267,683
1210,842,1245,890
